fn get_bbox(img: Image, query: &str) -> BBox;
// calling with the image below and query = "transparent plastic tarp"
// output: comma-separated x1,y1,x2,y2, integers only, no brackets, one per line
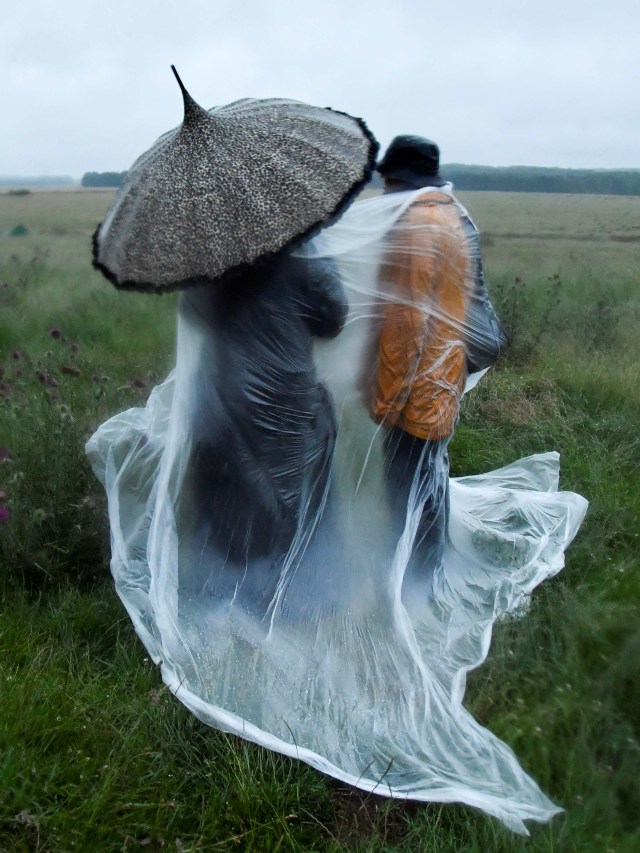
87,187,587,834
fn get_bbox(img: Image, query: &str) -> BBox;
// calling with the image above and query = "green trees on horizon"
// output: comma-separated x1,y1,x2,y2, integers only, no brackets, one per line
5,166,640,195
442,164,640,195
80,171,127,188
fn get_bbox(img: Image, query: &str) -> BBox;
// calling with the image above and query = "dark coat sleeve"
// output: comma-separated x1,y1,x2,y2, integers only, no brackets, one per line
286,256,349,339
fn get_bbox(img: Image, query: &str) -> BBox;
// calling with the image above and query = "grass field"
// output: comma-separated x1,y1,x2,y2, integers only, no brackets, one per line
1,188,639,852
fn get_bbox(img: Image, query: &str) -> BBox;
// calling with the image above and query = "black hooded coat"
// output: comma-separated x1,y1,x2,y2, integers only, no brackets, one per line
180,254,347,563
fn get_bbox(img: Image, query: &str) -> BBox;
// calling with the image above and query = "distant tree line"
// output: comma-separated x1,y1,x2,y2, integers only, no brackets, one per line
76,166,639,195
0,175,75,187
3,166,639,195
81,171,127,188
440,165,640,196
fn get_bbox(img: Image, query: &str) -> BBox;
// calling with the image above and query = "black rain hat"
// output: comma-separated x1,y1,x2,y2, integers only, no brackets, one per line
376,135,446,188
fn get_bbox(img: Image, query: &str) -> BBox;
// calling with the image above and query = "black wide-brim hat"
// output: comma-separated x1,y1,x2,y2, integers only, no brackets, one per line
376,134,446,188
93,67,378,293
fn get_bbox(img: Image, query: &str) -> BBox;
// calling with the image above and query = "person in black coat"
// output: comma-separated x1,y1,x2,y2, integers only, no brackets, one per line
180,252,348,564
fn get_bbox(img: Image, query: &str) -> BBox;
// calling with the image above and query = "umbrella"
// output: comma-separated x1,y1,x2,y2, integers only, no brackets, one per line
93,67,378,293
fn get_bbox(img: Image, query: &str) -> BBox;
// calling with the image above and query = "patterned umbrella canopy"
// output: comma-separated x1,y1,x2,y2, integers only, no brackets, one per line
93,67,378,292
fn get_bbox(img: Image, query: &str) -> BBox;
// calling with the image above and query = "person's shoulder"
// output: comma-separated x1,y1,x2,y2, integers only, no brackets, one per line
406,192,457,225
413,189,453,204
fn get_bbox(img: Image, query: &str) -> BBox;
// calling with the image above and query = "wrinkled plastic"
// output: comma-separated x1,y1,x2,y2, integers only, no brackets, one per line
87,186,587,834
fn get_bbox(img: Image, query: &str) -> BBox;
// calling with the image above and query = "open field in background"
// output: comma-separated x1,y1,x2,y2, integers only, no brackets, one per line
1,189,639,851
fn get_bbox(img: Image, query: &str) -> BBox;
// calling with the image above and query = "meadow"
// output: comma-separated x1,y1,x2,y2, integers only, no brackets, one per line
0,187,639,852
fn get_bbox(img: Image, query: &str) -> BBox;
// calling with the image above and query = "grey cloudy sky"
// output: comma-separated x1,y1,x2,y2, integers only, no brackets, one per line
2,0,638,177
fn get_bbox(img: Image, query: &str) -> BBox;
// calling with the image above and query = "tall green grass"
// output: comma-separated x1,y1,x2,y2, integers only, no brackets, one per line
1,190,639,851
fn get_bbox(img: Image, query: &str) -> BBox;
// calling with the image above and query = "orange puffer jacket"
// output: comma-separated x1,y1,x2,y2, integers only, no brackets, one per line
371,193,471,440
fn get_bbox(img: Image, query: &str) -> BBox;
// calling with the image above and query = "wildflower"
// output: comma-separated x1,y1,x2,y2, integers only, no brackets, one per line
39,370,60,390
0,381,9,396
61,364,81,377
0,506,10,524
49,326,63,339
0,447,10,461
11,349,23,360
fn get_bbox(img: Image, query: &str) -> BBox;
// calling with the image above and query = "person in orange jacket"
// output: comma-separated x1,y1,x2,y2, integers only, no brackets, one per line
371,136,476,573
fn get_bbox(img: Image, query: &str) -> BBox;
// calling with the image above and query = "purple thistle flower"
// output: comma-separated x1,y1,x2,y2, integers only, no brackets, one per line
49,327,63,339
0,447,10,460
12,349,23,360
0,506,10,523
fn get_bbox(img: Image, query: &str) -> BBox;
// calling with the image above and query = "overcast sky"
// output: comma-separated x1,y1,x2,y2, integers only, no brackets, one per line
2,0,638,177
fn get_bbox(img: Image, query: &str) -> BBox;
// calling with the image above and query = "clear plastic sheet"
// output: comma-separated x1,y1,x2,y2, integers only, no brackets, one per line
87,187,587,834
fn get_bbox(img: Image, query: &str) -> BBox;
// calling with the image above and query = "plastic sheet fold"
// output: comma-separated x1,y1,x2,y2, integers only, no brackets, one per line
87,187,587,834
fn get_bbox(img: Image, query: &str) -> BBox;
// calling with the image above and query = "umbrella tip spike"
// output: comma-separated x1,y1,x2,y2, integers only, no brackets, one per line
170,65,208,126
171,65,188,96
